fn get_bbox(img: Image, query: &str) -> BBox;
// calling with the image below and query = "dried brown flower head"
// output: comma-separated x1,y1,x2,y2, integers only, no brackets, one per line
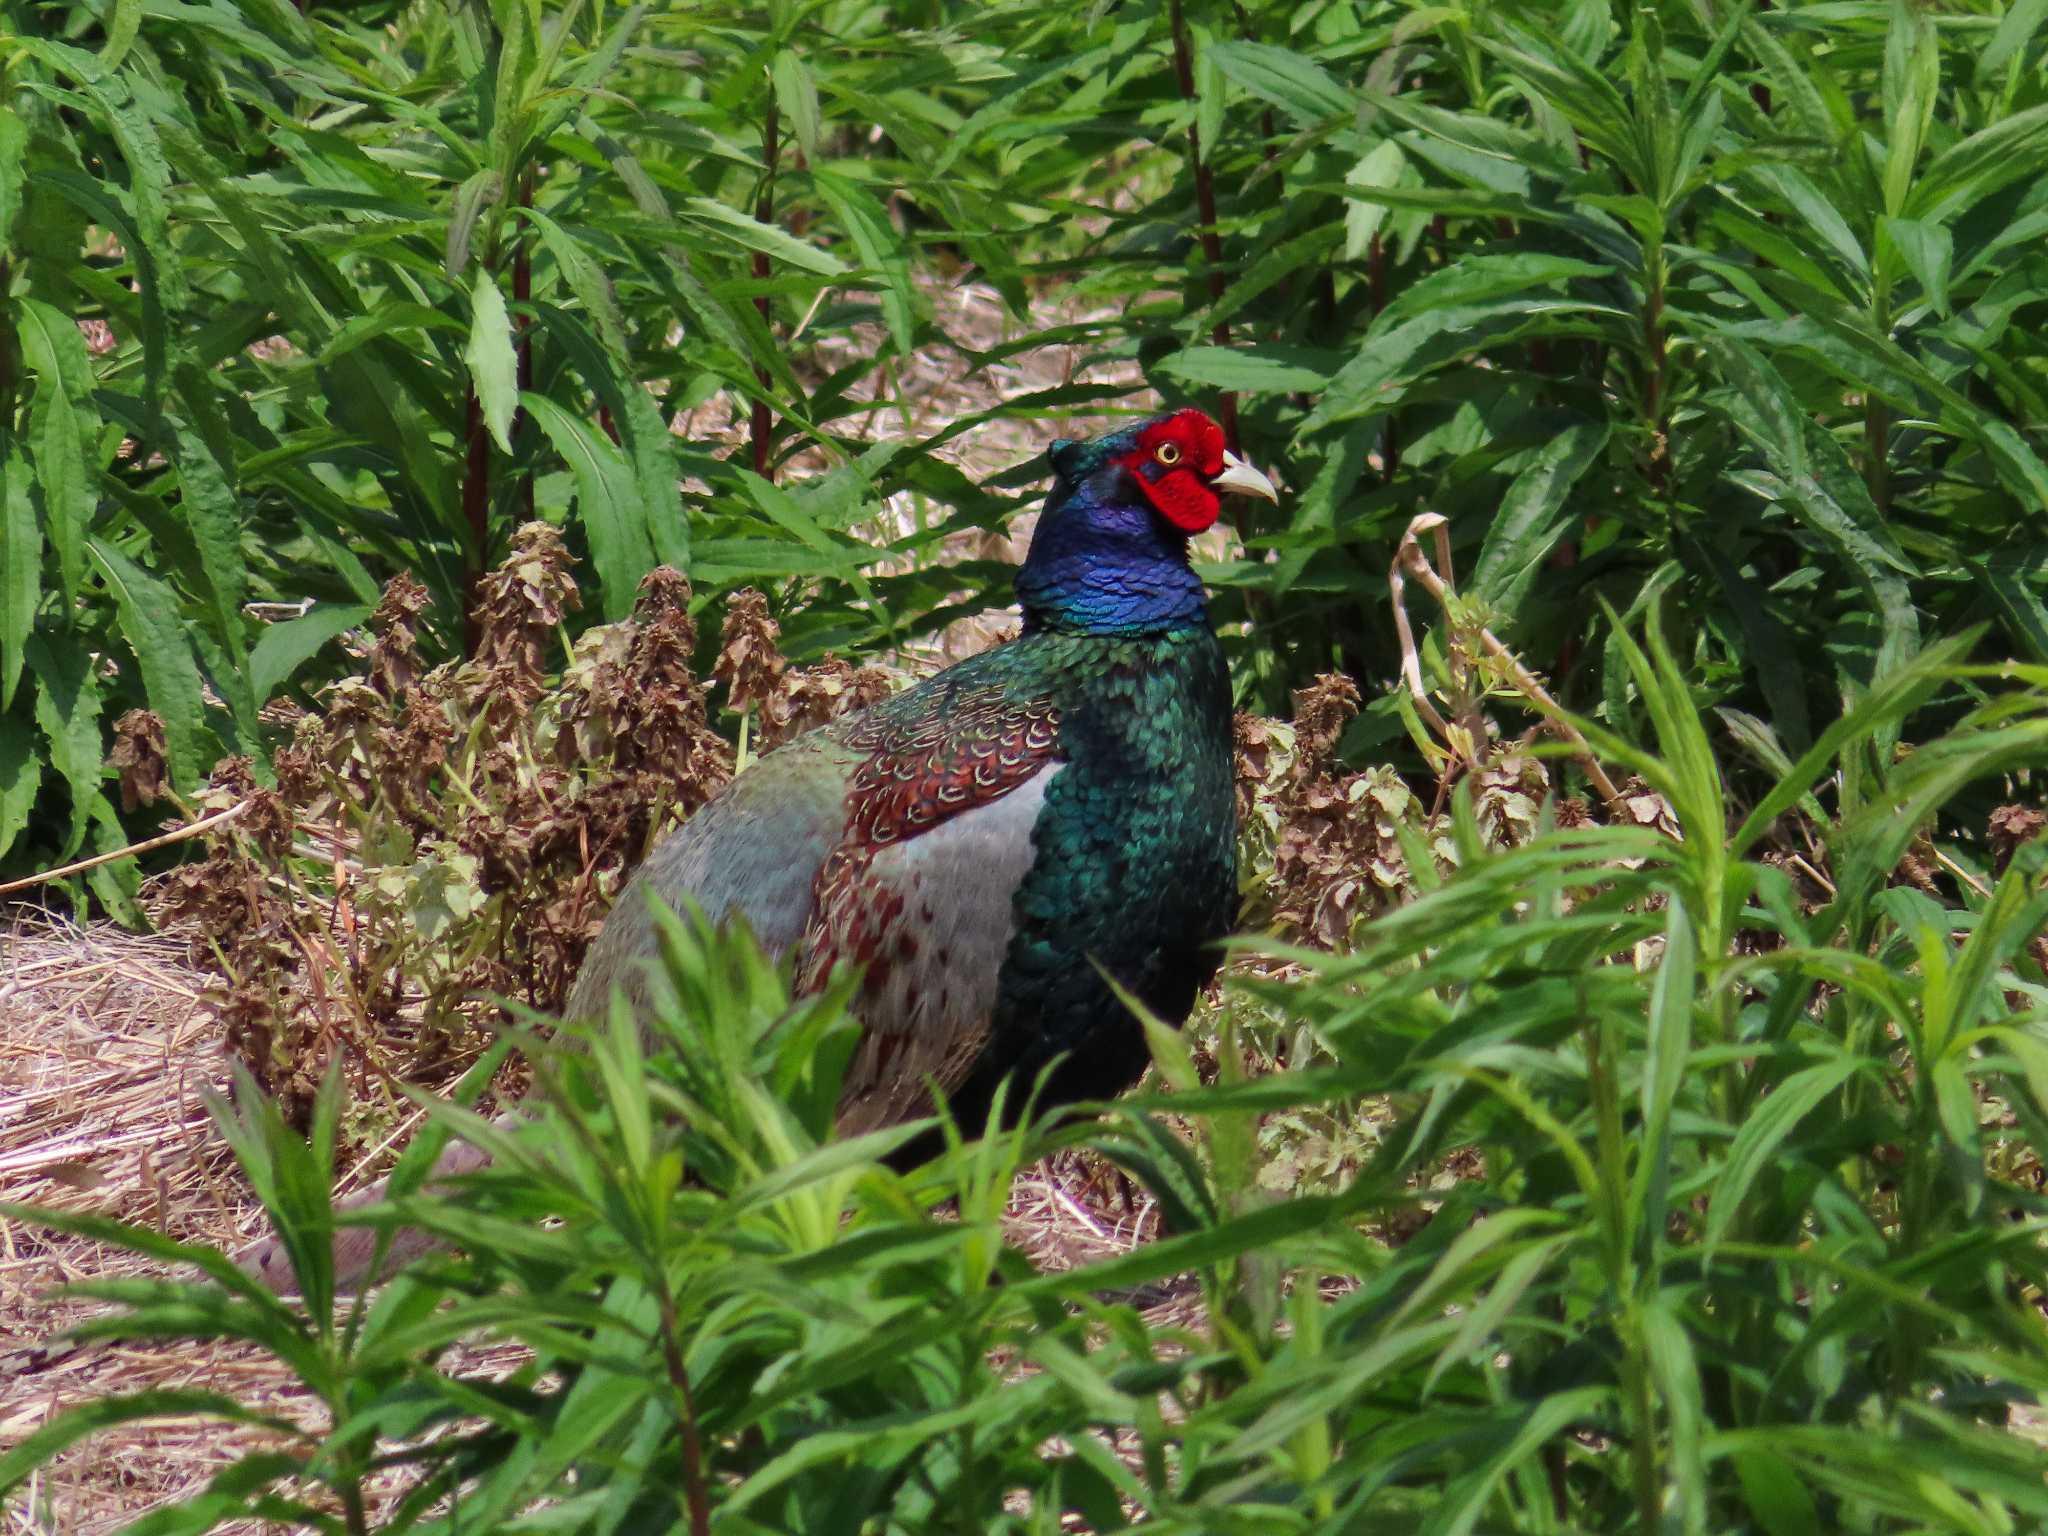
369,571,433,699
712,587,786,716
1990,804,2047,872
108,709,169,812
1289,673,1363,783
200,756,294,861
472,522,580,685
762,655,894,751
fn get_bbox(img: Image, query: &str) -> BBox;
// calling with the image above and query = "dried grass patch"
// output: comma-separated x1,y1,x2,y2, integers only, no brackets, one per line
0,913,269,1533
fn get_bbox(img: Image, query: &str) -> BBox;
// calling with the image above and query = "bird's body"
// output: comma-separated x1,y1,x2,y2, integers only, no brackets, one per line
567,622,1237,1146
243,407,1276,1290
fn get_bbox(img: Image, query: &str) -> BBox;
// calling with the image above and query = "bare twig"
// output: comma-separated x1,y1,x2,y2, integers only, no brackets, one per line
1787,852,1838,897
0,803,249,897
1388,518,1456,748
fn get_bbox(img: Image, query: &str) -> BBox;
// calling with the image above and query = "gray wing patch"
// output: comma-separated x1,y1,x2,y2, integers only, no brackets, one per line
832,762,1057,1136
566,734,859,1020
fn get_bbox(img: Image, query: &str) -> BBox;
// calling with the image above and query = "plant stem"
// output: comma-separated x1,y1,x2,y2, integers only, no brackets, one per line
1643,240,1670,501
655,1286,713,1536
1370,231,1399,481
462,386,489,657
751,96,778,482
515,166,534,524
1167,0,1240,461
0,256,17,431
1865,398,1890,515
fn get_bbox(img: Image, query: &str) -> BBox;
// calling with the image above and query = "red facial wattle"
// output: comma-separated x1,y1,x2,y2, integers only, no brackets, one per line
1117,409,1230,534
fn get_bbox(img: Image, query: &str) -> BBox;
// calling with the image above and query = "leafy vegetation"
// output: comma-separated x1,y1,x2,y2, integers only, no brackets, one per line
7,0,2048,1531
12,630,2048,1532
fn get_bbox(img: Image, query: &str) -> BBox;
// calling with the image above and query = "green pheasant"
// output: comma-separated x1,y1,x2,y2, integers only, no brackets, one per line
245,407,1276,1289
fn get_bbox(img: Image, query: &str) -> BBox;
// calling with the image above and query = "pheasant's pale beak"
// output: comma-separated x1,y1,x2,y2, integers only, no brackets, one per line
1209,451,1279,504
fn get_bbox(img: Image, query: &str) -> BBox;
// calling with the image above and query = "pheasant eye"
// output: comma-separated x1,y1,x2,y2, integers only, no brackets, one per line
1155,442,1182,466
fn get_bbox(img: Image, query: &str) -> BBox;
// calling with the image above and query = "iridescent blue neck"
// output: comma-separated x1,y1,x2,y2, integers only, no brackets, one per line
1015,450,1207,638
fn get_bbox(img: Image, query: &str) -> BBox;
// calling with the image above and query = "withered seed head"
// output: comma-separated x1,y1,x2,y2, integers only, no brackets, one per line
472,522,580,686
711,587,786,716
634,566,697,647
1289,673,1363,783
202,756,294,860
1990,804,2046,872
369,571,433,699
762,655,894,751
108,709,169,812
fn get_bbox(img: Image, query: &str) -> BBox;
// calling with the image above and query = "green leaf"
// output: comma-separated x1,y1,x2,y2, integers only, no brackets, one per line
1709,337,1921,679
1422,1388,1613,1536
1344,139,1405,260
1208,40,1353,126
521,209,621,359
1384,253,1612,330
1193,24,1225,155
249,603,374,704
446,167,505,278
17,296,98,597
1879,215,1952,315
1158,347,1331,394
680,195,849,278
53,65,186,310
0,446,37,711
1632,892,1696,1248
0,1389,302,1501
1977,0,2048,84
734,468,875,605
1733,1447,1823,1536
1306,292,1613,430
1966,556,2048,665
526,301,685,574
99,0,141,68
812,171,915,357
171,422,256,730
523,392,655,621
1880,0,1939,216
26,633,106,862
0,713,38,866
466,270,520,455
1643,1297,1709,1531
1907,102,2048,223
0,107,26,245
1471,420,1609,609
771,49,821,162
1705,1057,1860,1252
88,539,207,794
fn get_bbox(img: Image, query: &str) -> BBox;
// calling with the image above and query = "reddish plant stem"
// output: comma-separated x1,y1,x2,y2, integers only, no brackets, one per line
1168,0,1239,460
1865,398,1891,515
515,168,534,523
751,99,779,482
656,1290,712,1536
788,146,810,238
462,387,489,657
1752,0,1773,115
1643,275,1669,497
1497,215,1552,375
